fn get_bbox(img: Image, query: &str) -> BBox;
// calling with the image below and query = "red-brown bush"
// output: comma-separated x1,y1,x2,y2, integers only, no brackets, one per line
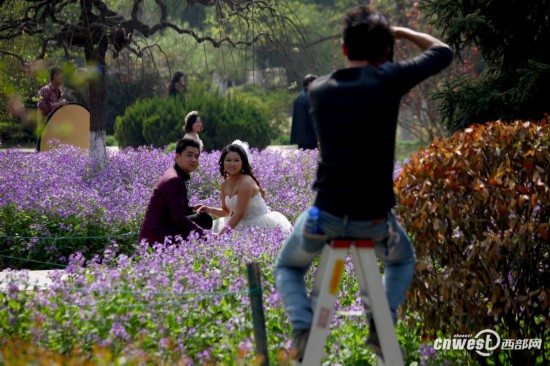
395,119,549,364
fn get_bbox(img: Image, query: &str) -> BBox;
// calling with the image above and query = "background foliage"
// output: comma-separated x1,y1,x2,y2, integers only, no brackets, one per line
114,85,272,150
422,0,550,132
0,0,482,148
395,119,550,365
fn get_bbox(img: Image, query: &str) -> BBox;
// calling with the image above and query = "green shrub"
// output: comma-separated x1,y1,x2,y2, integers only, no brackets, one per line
0,120,35,147
141,100,181,147
105,135,117,147
229,84,295,143
395,119,549,365
395,139,428,162
106,71,162,135
113,99,148,148
0,204,137,270
114,86,271,150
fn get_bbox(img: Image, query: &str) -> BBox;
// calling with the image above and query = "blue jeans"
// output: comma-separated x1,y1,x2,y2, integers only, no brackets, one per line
274,207,416,330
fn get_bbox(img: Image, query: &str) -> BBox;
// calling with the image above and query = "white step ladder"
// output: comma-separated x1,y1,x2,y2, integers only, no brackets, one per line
299,239,405,366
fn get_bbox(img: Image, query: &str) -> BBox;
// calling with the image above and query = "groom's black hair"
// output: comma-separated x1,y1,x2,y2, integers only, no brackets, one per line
175,137,201,155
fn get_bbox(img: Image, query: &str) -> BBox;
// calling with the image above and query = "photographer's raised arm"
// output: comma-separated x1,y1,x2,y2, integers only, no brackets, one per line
387,26,454,97
392,26,450,51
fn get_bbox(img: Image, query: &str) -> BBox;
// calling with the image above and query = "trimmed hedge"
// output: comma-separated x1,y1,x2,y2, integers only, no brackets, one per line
114,87,271,150
0,120,35,147
395,119,549,364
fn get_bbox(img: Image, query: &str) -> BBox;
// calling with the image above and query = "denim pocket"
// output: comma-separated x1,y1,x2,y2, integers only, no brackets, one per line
302,226,328,252
375,212,401,257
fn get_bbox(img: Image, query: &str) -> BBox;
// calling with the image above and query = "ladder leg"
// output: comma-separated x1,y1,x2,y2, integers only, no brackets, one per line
310,244,331,309
301,244,349,365
350,245,404,366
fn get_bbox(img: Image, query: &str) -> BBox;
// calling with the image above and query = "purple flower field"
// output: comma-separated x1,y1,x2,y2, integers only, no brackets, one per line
0,145,317,267
0,145,467,365
0,145,369,364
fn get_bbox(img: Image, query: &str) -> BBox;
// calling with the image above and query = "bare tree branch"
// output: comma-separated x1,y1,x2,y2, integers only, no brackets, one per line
126,41,166,60
154,0,168,24
92,0,120,18
37,37,57,59
159,21,271,48
131,0,143,21
294,34,339,49
0,0,304,160
0,18,44,39
0,49,26,65
2,0,285,54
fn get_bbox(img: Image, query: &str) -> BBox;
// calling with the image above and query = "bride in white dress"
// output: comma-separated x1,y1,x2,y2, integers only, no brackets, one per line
198,140,292,234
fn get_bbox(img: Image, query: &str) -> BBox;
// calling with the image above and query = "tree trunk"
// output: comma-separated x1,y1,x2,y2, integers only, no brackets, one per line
86,45,108,163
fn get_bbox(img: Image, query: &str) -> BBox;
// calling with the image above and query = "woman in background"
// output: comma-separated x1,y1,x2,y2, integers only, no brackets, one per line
168,71,190,96
182,111,204,151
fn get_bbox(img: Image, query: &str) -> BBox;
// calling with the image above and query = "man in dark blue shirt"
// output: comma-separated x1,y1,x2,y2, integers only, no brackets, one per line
275,5,453,362
290,74,318,150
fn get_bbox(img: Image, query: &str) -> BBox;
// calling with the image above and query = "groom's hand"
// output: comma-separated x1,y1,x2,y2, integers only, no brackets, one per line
193,204,204,213
197,205,212,214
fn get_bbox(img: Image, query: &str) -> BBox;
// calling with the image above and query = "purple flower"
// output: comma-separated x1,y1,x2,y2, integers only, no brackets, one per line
0,144,409,364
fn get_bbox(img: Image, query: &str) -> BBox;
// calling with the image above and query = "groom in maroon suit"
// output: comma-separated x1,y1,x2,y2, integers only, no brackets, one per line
139,138,212,245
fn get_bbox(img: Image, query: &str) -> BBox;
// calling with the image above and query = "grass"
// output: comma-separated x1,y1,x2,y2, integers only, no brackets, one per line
395,139,428,161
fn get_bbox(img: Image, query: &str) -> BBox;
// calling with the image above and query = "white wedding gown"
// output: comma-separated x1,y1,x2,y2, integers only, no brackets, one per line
212,193,292,233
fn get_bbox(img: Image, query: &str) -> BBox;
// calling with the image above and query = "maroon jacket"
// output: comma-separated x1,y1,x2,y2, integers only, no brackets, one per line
138,164,204,245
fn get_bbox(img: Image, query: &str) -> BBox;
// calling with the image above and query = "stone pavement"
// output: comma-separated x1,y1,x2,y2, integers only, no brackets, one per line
0,146,121,153
0,269,66,291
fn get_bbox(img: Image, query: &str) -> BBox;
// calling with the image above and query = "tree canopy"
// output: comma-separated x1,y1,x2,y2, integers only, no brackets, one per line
423,0,550,132
0,0,294,159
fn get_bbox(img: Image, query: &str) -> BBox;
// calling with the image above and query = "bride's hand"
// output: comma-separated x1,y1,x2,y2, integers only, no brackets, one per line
197,206,210,214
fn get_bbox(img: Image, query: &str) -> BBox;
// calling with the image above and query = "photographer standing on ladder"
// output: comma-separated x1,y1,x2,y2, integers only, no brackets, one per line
274,5,453,362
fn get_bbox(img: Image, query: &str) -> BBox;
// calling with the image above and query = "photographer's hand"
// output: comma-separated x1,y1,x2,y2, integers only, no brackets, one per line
392,26,450,51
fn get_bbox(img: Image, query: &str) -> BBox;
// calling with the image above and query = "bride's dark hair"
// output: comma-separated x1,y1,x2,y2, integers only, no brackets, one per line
219,144,266,198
